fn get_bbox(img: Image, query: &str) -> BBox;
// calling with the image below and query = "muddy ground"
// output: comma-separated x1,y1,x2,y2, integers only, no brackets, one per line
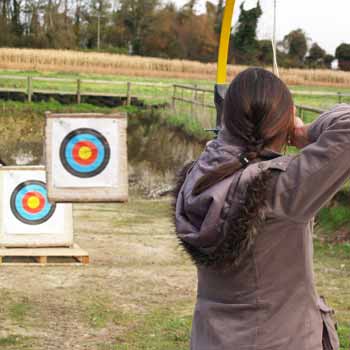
0,197,349,350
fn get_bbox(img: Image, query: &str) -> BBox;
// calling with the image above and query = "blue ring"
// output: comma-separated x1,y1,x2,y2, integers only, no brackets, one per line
15,184,52,221
10,181,56,225
59,128,111,178
65,133,105,173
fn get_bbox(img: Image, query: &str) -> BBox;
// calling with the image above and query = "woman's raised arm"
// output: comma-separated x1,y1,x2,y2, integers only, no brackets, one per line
270,104,350,222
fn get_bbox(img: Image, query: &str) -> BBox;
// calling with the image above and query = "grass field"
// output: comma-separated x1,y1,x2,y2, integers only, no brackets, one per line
0,197,349,350
2,48,350,88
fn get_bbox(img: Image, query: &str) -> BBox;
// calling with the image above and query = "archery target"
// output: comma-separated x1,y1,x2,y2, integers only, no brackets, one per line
60,128,111,178
0,166,73,247
51,118,119,188
46,113,128,203
10,180,56,225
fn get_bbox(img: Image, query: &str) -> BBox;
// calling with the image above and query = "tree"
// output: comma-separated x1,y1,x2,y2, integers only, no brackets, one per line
119,0,159,55
335,43,350,71
42,0,76,49
282,29,308,67
11,0,23,40
324,54,334,69
140,3,181,58
257,40,273,65
0,0,17,45
306,42,326,68
82,0,111,49
308,43,325,60
230,1,262,65
24,0,48,48
214,0,223,35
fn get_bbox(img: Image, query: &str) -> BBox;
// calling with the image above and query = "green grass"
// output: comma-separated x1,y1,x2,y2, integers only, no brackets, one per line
0,335,20,346
338,324,350,350
0,69,213,105
314,239,350,350
318,205,350,234
0,99,138,115
0,335,37,350
293,94,350,109
111,308,191,350
90,304,192,350
289,84,350,93
8,302,32,323
161,109,211,142
84,299,130,329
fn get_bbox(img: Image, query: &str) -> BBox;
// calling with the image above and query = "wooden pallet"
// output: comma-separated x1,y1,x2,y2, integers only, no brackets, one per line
0,243,89,265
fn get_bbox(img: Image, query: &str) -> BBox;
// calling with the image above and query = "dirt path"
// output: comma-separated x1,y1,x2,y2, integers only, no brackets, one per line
0,198,196,350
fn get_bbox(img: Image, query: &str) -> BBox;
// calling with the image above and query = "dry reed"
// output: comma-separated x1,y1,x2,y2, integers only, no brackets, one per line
1,48,350,87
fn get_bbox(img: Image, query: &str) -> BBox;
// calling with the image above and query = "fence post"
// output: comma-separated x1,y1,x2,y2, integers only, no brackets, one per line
297,106,304,121
172,85,176,110
126,82,131,105
77,79,81,104
191,85,197,117
338,92,342,104
27,76,32,103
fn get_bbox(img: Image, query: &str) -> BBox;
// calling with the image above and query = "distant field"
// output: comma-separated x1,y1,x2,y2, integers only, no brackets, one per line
1,48,350,88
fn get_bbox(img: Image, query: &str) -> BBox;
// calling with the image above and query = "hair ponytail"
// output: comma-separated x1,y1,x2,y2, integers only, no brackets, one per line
192,68,294,196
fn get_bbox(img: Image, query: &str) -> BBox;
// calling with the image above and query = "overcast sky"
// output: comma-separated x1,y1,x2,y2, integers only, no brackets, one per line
169,0,350,55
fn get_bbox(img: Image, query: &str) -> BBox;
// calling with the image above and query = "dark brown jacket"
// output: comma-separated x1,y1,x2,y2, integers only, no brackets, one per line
174,105,350,350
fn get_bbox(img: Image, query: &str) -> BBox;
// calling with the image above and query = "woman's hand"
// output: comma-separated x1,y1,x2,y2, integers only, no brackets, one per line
291,117,310,149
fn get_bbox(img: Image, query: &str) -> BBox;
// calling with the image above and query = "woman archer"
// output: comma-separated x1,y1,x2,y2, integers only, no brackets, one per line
174,67,342,350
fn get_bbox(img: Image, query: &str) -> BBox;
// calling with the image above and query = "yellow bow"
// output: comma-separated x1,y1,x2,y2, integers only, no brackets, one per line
216,0,237,85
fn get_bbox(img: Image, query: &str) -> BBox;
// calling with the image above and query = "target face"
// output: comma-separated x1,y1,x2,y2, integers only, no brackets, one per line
10,180,56,225
59,128,111,178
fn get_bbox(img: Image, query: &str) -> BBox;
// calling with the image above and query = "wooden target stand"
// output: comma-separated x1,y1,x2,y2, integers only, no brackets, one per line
0,166,89,266
0,112,128,266
0,244,89,265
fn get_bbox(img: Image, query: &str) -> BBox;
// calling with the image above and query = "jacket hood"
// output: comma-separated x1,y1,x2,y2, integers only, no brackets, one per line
173,130,281,268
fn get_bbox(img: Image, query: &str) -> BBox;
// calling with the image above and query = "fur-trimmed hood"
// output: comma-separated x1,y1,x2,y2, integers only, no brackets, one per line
173,129,281,269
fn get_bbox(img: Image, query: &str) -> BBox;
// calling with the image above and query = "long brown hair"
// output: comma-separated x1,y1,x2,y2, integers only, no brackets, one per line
193,67,294,196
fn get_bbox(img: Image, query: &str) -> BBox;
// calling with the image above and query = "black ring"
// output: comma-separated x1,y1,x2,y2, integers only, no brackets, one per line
10,180,56,225
59,128,111,178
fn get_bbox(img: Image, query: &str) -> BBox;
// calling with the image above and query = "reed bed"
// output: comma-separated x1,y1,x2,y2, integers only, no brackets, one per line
1,48,350,87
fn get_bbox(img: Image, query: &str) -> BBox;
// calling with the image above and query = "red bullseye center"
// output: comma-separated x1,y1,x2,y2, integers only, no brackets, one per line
22,192,45,214
72,141,98,165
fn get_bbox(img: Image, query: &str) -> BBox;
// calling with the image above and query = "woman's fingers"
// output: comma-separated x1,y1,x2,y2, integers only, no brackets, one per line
294,117,304,129
291,121,310,149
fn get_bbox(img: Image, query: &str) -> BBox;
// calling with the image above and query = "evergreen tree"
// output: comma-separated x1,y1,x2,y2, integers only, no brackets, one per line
282,29,308,67
306,43,326,68
335,43,350,71
230,1,262,65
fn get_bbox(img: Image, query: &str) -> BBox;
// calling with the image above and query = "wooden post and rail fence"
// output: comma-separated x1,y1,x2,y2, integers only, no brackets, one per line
1,75,350,123
0,75,173,105
171,84,341,121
